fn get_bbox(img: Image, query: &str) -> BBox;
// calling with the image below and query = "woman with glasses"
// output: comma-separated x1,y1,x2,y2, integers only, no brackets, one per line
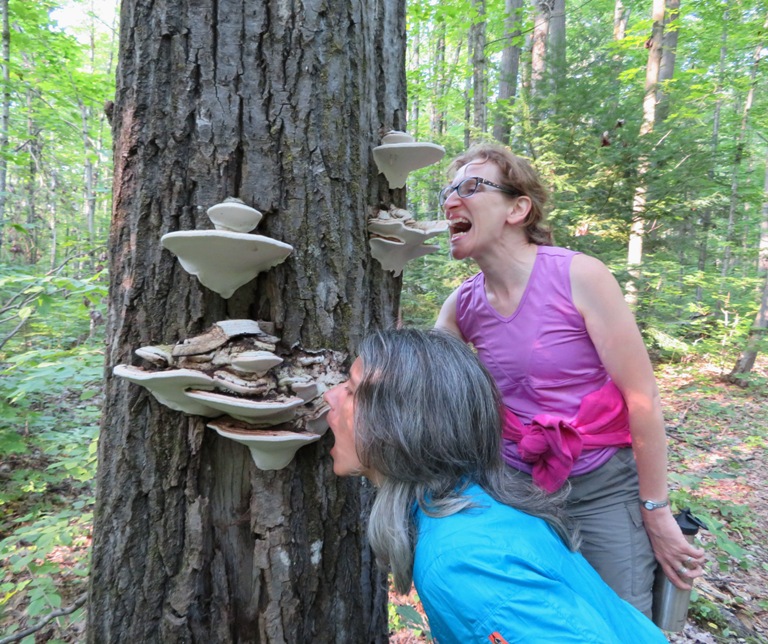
435,143,705,617
323,328,667,643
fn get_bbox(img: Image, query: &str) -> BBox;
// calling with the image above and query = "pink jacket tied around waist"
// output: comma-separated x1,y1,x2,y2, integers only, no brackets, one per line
502,381,632,493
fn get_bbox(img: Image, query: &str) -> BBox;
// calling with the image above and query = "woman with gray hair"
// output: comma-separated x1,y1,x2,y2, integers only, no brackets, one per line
323,328,667,643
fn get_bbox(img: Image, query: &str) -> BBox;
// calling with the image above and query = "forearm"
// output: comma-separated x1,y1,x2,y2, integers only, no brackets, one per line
626,388,669,502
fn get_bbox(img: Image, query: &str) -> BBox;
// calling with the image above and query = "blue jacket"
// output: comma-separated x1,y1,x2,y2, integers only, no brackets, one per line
413,485,668,643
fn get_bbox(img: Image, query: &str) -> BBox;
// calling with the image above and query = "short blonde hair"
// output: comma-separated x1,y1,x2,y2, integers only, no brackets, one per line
449,143,553,246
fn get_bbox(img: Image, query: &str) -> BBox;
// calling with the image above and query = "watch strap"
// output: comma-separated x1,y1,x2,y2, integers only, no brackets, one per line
641,498,669,511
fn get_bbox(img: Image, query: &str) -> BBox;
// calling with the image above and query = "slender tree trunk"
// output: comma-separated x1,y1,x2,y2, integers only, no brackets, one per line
464,53,472,148
432,21,447,137
470,0,487,137
656,0,679,123
548,0,566,94
730,156,768,378
0,0,9,259
722,15,765,277
697,15,728,302
626,0,664,306
613,0,629,40
493,0,523,144
25,90,39,265
80,102,97,255
530,0,552,98
87,0,405,641
411,31,420,139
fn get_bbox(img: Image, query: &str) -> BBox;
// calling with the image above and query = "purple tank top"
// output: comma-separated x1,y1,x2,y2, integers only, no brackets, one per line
455,246,617,475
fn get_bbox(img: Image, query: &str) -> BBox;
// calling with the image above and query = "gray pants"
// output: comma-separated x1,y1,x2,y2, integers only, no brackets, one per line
566,448,657,617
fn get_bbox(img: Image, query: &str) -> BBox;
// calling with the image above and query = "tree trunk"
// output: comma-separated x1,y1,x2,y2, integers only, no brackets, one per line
87,0,405,642
625,0,664,307
0,0,9,259
530,0,551,98
656,0,679,123
464,52,472,148
548,0,566,93
25,89,39,265
613,0,629,40
722,14,765,277
493,0,523,144
730,156,768,378
80,101,97,254
697,16,728,303
470,0,487,137
431,20,447,137
411,31,421,139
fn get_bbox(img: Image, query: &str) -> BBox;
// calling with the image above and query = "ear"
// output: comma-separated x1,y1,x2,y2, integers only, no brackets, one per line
505,195,532,226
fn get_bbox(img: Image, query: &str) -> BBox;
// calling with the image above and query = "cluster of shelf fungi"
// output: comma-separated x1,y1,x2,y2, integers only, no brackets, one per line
114,131,446,469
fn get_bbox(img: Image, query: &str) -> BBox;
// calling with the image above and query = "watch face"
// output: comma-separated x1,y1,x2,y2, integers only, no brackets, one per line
644,501,654,510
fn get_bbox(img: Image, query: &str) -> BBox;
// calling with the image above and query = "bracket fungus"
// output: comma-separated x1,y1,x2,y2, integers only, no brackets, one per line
112,364,220,416
372,131,445,189
207,419,323,470
230,350,283,376
206,198,263,233
185,390,304,425
368,207,448,276
113,320,348,470
161,198,293,298
161,231,292,299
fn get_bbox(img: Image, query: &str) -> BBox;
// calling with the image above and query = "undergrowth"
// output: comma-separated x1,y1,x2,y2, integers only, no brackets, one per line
0,267,105,642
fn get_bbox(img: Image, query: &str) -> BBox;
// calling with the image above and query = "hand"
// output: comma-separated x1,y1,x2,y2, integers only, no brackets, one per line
642,506,706,590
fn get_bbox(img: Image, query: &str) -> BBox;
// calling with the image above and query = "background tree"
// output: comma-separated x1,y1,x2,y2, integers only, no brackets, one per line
87,0,405,641
492,0,523,144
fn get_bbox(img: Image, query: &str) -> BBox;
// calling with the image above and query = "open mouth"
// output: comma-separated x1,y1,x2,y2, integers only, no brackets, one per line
449,217,472,240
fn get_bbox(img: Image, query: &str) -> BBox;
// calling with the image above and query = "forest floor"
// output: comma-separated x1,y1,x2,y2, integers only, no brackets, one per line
390,355,768,644
1,357,766,643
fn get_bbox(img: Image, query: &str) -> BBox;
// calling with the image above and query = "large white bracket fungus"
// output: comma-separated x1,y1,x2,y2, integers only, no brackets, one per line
113,320,347,470
368,207,448,276
206,419,323,471
161,231,292,299
161,197,293,298
112,365,220,416
206,198,263,233
372,131,445,189
185,391,304,425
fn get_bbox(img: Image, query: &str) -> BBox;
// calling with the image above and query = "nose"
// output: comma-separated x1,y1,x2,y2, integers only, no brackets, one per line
323,383,338,408
442,187,462,213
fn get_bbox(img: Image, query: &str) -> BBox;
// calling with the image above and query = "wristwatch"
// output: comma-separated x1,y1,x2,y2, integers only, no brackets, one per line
641,498,669,511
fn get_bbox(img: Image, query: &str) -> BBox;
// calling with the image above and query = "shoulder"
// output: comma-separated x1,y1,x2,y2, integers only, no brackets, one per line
570,253,625,315
436,274,482,337
536,246,584,278
436,288,462,337
415,489,562,567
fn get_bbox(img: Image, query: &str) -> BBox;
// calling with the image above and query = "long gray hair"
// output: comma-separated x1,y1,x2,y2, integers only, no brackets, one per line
354,328,576,594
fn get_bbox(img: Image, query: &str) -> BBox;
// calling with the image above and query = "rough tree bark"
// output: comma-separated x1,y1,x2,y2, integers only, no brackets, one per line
87,0,406,642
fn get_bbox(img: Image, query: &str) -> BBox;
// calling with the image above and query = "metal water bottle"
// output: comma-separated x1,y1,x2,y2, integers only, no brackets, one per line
651,509,707,632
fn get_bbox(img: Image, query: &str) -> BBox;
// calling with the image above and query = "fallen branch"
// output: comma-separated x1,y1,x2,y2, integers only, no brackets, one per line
0,315,29,352
0,593,87,644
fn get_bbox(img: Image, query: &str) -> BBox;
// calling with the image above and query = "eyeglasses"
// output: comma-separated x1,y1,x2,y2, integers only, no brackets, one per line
438,176,520,207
